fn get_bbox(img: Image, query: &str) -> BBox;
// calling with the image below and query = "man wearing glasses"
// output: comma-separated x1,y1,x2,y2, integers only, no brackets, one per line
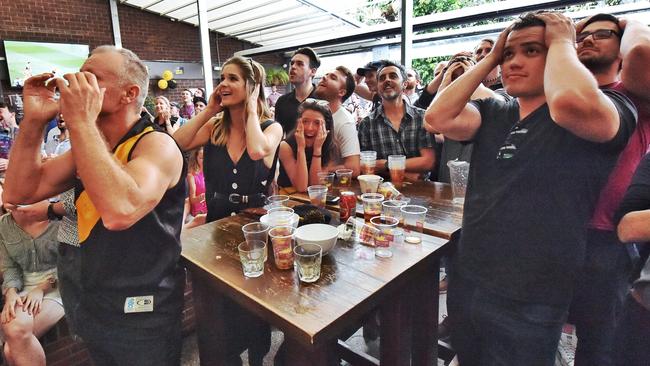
568,14,650,366
357,61,437,180
425,12,637,366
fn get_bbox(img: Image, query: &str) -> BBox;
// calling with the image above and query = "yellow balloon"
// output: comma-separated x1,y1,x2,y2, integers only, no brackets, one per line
158,79,168,89
162,70,174,81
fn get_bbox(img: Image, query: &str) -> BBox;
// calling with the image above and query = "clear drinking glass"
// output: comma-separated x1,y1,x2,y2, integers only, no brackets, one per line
265,195,289,209
294,243,323,283
238,240,266,278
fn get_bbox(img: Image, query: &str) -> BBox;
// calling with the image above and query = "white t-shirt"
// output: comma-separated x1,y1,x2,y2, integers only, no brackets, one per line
330,107,360,165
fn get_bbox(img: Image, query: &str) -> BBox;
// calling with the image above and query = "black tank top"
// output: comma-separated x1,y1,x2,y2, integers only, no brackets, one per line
74,117,187,328
204,119,279,221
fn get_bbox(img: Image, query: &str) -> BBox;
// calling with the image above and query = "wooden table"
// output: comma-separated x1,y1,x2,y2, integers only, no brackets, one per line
182,213,452,365
290,180,463,240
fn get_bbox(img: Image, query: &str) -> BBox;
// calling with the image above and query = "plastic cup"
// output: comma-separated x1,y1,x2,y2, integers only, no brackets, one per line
242,222,270,262
307,185,328,208
268,226,295,270
382,199,409,221
238,240,266,278
294,243,323,283
360,151,377,175
267,207,294,228
335,169,353,187
361,193,384,222
317,172,335,190
358,174,384,194
447,160,470,205
345,217,379,247
266,195,289,208
400,205,428,244
388,155,406,188
370,216,399,258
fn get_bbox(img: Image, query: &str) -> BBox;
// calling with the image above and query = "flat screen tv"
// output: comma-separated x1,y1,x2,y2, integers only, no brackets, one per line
4,40,89,87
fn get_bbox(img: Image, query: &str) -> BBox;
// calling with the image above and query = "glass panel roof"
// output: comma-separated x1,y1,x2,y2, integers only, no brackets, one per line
122,0,375,46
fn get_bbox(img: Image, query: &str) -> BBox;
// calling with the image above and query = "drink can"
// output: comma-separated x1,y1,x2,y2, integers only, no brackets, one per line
339,191,356,221
378,182,403,200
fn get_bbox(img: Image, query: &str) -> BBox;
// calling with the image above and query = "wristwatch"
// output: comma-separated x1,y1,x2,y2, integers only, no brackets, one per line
47,203,63,221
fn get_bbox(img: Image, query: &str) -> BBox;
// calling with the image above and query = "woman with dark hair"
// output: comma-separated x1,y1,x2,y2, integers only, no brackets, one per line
277,99,333,192
173,56,282,365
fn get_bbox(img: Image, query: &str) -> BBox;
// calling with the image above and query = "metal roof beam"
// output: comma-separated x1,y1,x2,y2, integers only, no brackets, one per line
225,12,329,37
160,0,195,16
235,0,590,56
207,0,278,23
213,4,306,31
178,0,241,21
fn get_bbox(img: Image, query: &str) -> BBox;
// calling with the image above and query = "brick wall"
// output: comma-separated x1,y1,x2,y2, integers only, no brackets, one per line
0,0,284,100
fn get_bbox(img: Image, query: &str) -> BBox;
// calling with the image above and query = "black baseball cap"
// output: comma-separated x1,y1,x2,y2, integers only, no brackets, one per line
356,61,386,77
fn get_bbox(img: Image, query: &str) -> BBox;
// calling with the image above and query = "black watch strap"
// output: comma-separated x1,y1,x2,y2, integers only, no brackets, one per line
47,203,63,221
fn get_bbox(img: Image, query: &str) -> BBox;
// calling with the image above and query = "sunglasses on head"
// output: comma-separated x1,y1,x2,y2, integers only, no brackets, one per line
304,98,329,107
576,29,620,43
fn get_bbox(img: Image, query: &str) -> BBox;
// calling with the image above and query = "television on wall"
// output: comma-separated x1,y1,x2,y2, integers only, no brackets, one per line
3,40,89,87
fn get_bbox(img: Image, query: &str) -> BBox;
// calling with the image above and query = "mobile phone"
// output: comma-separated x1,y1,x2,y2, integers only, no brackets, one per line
326,194,339,204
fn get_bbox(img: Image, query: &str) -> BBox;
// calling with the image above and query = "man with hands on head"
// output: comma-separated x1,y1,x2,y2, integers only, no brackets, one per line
426,12,637,366
568,13,650,366
2,46,186,366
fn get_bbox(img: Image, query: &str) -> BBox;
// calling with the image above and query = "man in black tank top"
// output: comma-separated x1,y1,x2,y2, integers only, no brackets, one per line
3,46,186,366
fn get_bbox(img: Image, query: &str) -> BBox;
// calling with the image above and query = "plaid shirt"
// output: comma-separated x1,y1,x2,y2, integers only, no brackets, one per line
357,102,435,159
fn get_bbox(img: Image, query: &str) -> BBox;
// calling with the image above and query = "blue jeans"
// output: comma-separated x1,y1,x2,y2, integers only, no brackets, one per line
447,272,567,366
615,294,650,366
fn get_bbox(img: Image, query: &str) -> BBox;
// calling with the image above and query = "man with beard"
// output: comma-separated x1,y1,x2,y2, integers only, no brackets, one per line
425,13,637,365
314,65,360,176
357,61,436,179
275,47,320,134
567,14,650,366
403,68,421,105
43,114,70,157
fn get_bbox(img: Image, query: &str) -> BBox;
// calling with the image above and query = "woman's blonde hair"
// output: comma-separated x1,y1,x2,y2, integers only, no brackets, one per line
210,56,272,146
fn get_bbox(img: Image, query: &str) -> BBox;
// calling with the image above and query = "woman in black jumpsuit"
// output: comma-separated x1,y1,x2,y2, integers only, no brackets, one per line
174,56,283,365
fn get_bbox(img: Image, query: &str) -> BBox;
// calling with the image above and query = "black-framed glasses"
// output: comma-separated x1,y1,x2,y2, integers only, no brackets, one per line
576,29,620,43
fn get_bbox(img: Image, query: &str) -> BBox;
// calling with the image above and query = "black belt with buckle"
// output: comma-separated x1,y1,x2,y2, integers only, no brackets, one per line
211,192,266,206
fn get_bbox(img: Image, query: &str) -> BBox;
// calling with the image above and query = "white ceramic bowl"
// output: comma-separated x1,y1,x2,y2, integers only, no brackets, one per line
260,213,299,228
295,223,339,254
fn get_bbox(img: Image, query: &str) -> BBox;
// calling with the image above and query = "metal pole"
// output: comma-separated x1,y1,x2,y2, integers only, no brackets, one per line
197,0,214,97
401,0,413,68
109,0,122,48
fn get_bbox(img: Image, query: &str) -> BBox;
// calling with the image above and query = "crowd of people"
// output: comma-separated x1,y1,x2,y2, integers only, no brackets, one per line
0,9,648,366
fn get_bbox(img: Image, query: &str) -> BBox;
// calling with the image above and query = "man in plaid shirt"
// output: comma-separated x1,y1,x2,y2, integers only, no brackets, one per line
357,61,437,180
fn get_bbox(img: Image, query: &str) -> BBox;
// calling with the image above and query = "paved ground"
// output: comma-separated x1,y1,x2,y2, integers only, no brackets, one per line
180,279,576,366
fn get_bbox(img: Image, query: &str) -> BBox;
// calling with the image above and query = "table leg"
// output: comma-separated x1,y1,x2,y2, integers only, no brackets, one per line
411,257,440,365
190,269,229,366
282,336,336,366
379,290,412,366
